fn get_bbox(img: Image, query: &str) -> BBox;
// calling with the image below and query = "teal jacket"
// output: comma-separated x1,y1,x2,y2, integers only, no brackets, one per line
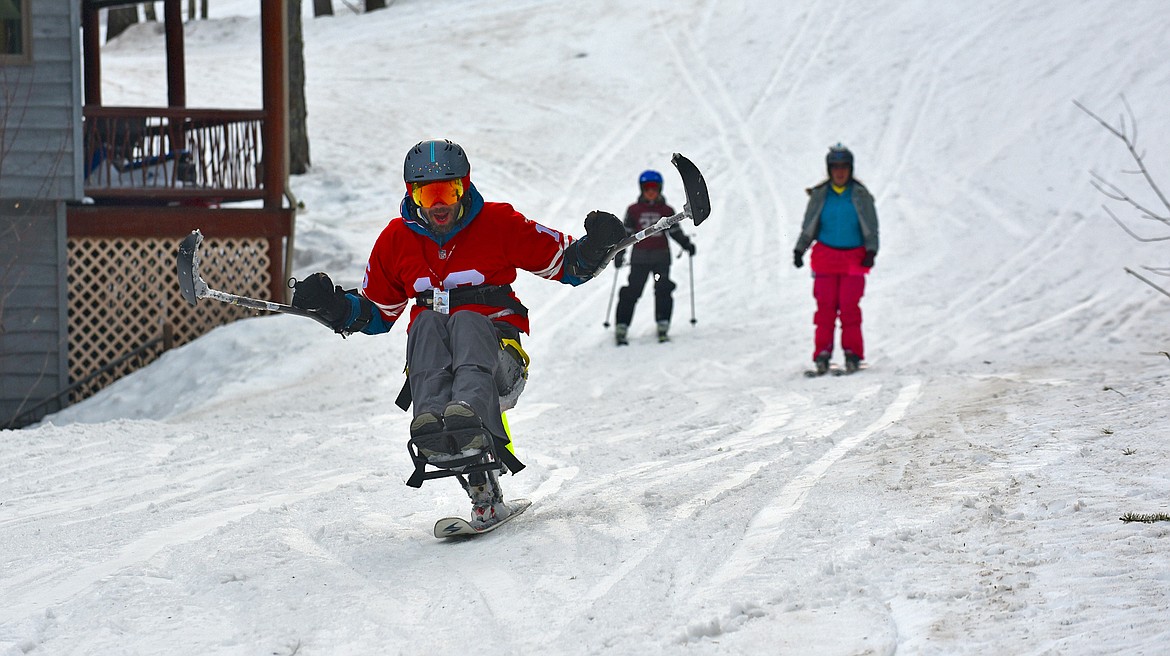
794,180,879,254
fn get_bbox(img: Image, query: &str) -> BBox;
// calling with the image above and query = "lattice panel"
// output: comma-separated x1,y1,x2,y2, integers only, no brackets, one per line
67,237,272,402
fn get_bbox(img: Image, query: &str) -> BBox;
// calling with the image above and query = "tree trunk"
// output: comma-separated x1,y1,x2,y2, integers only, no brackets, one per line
187,0,195,20
366,0,387,12
106,7,139,42
201,0,209,19
288,0,311,175
144,3,157,21
313,0,334,17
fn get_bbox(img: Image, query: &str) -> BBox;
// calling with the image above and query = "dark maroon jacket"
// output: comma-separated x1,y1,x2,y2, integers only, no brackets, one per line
624,195,693,264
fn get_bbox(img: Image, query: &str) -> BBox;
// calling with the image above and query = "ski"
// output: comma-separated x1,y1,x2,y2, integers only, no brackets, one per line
803,364,867,377
833,364,868,376
434,499,532,538
803,365,839,378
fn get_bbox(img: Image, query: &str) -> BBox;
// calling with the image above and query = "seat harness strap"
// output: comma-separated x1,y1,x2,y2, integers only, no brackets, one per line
414,283,529,318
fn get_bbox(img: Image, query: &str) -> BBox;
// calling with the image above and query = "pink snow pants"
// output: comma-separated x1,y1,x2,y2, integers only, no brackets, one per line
809,242,869,361
812,273,865,360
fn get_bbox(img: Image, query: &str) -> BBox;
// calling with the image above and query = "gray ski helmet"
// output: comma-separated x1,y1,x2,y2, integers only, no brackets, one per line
826,143,854,172
404,139,471,184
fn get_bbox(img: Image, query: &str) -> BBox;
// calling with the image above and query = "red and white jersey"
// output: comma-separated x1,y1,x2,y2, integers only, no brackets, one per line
361,201,575,334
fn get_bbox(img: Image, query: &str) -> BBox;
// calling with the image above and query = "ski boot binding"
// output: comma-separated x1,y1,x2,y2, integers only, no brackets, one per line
409,402,490,465
462,467,509,527
406,401,509,489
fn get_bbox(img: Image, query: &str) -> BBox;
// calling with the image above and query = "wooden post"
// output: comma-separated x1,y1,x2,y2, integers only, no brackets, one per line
260,0,291,301
260,0,289,211
164,0,186,107
82,1,101,105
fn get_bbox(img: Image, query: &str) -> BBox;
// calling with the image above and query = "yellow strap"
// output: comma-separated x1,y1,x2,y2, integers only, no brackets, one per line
500,337,531,371
501,411,515,455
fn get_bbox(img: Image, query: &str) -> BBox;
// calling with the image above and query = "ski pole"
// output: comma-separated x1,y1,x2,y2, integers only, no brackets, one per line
602,263,620,328
688,252,697,325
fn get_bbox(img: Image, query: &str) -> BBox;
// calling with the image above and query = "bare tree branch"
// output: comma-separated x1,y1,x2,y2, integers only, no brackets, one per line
1100,205,1170,242
1077,97,1170,307
1074,97,1170,221
1124,267,1170,299
1089,174,1170,223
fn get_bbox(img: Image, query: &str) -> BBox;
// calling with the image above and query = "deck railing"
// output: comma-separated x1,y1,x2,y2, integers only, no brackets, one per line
83,106,267,202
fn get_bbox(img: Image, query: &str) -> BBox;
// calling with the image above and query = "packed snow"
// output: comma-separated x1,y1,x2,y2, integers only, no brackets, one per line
4,1,1170,654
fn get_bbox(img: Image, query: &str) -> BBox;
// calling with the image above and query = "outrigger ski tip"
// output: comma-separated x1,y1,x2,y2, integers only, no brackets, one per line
176,229,207,306
594,153,712,276
670,152,711,226
175,228,334,328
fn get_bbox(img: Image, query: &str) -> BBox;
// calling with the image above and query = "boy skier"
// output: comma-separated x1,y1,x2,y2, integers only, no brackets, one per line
612,169,696,344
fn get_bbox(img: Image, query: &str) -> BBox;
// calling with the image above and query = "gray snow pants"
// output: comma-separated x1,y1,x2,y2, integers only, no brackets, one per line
406,310,508,442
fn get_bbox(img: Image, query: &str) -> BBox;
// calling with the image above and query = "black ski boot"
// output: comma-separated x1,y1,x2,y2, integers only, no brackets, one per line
412,402,489,462
409,411,442,437
844,351,861,374
657,320,670,343
441,400,482,431
814,351,831,375
615,323,629,346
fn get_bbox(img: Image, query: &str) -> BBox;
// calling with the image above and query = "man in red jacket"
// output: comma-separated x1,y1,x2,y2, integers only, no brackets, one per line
291,139,625,525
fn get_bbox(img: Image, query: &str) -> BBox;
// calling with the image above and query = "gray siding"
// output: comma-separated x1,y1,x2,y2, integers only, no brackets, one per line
1,0,83,201
0,1,79,426
0,200,69,428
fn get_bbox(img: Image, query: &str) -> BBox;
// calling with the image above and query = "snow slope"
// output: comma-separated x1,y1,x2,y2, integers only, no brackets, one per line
3,1,1170,654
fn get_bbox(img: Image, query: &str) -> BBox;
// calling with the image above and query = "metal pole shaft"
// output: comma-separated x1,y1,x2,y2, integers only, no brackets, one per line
602,264,620,327
688,253,696,324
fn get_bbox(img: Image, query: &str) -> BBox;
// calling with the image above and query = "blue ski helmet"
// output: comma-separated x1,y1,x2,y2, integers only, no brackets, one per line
825,143,854,172
638,169,664,189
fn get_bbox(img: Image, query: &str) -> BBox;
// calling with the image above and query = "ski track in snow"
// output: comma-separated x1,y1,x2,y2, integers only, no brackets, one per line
2,472,365,624
707,380,922,592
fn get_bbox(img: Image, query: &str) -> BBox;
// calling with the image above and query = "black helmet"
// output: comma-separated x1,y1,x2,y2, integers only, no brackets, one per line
825,143,854,171
404,139,470,184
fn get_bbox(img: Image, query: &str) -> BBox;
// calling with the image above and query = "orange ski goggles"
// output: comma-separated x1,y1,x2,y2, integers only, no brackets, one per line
410,178,464,208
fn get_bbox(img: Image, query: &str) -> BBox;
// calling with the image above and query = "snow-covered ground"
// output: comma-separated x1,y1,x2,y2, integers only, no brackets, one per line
4,1,1170,653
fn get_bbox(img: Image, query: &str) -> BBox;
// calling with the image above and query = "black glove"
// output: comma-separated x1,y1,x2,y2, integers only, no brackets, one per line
683,241,696,256
861,250,876,268
614,249,626,268
292,272,351,331
581,210,626,264
793,249,804,269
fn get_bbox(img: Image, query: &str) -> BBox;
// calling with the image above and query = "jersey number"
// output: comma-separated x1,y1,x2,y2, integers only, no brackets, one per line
412,270,486,293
